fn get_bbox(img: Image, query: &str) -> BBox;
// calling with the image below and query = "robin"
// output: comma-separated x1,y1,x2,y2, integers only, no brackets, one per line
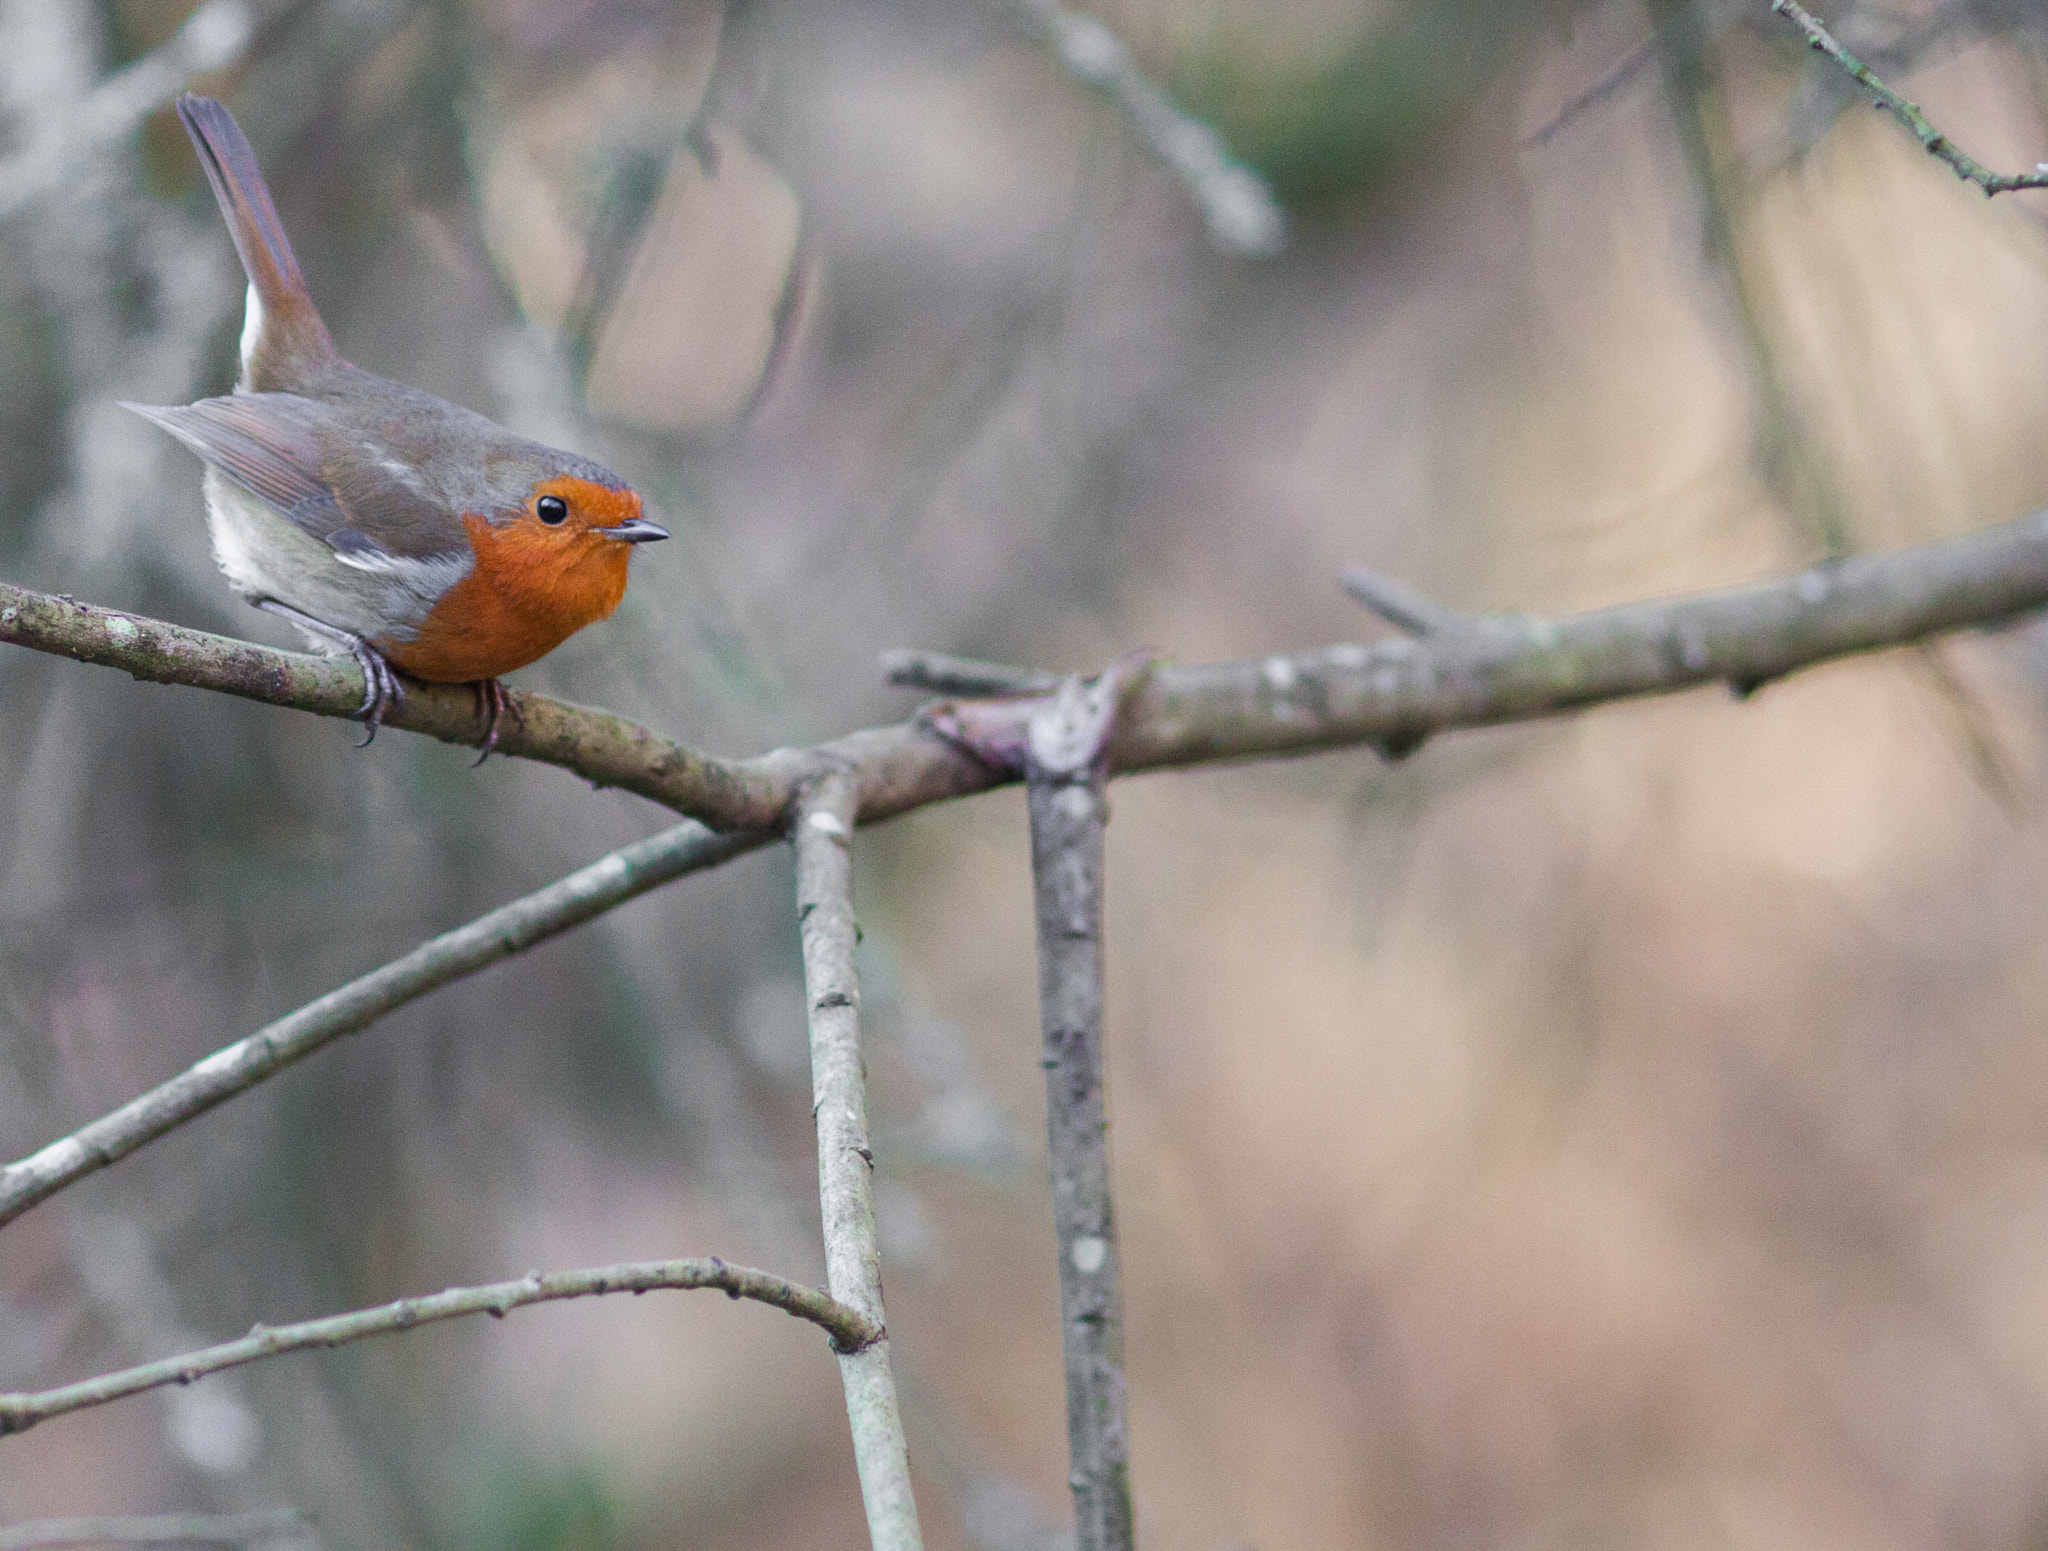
125,94,668,756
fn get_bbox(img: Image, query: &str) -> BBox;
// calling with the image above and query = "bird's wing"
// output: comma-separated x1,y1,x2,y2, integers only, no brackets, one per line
122,392,468,563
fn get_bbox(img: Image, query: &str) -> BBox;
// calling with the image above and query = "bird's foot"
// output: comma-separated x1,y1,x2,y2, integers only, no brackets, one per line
255,600,405,745
469,678,522,765
349,640,405,745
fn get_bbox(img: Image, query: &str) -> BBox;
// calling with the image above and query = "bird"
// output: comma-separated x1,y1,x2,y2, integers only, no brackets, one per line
124,93,667,756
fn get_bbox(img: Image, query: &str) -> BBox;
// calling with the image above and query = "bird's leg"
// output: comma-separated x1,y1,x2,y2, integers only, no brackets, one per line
469,677,522,765
254,600,405,744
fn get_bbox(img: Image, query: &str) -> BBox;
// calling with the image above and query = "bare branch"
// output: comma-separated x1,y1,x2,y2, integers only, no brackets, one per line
0,1258,877,1440
1009,1,1287,257
0,583,780,828
0,820,760,1230
881,649,1058,697
1339,566,1471,636
7,510,2048,1229
1022,674,1136,1550
793,774,925,1551
0,1509,309,1549
0,0,259,222
1766,0,2048,194
16,508,2048,835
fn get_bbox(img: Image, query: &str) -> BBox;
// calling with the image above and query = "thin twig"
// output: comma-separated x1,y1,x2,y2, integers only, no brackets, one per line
0,1509,309,1549
1023,673,1137,1550
1339,566,1470,636
881,649,1059,697
0,1258,876,1440
0,820,760,1230
1009,0,1287,257
0,0,260,222
1767,0,2048,194
793,774,924,1551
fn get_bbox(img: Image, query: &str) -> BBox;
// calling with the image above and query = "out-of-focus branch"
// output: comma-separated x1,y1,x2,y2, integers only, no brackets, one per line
0,1258,878,1440
1008,1,1287,257
0,1509,309,1548
1766,0,2048,194
793,774,924,1551
1660,0,1852,555
0,819,760,1230
0,0,259,221
1523,32,1660,147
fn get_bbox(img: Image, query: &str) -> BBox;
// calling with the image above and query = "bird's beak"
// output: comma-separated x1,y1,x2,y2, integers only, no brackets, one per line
600,517,669,543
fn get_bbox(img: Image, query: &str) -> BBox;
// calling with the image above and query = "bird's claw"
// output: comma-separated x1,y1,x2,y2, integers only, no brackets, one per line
470,678,521,765
350,640,405,745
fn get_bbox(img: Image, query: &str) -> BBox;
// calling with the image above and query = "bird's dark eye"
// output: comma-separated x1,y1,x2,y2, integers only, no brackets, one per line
537,495,569,525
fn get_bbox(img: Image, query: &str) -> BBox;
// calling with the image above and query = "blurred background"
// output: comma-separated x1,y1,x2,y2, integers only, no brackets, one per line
5,0,2048,1546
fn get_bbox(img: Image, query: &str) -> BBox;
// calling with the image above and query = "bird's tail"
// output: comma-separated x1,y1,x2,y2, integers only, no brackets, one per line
175,93,337,390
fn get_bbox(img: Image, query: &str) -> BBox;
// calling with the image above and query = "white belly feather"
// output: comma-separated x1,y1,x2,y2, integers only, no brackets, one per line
204,466,472,649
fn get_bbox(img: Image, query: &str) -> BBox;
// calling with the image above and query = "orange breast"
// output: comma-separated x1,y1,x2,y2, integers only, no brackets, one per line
379,506,633,682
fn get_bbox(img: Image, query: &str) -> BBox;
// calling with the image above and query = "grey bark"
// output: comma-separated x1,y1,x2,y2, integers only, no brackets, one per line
1026,678,1135,1551
794,773,926,1551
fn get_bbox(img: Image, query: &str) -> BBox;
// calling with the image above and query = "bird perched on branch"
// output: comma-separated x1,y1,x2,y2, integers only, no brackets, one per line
125,93,667,754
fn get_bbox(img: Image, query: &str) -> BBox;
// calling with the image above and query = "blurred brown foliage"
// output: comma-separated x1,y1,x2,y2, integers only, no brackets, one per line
8,1,2048,1548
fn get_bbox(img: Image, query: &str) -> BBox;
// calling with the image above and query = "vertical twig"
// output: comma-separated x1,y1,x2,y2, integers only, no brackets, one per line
793,772,925,1551
1025,676,1135,1551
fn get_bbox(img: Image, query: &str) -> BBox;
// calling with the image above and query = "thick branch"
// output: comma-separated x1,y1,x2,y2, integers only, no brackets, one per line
15,510,2048,836
793,775,924,1551
0,1258,876,1440
0,584,781,829
0,820,760,1229
0,1510,308,1548
1767,0,2048,194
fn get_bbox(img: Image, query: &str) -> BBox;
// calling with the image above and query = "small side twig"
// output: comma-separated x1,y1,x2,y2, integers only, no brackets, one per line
0,1258,874,1440
1339,566,1472,637
793,773,924,1551
0,1510,309,1549
1023,669,1141,1551
1766,0,2048,194
881,649,1059,698
0,819,760,1230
